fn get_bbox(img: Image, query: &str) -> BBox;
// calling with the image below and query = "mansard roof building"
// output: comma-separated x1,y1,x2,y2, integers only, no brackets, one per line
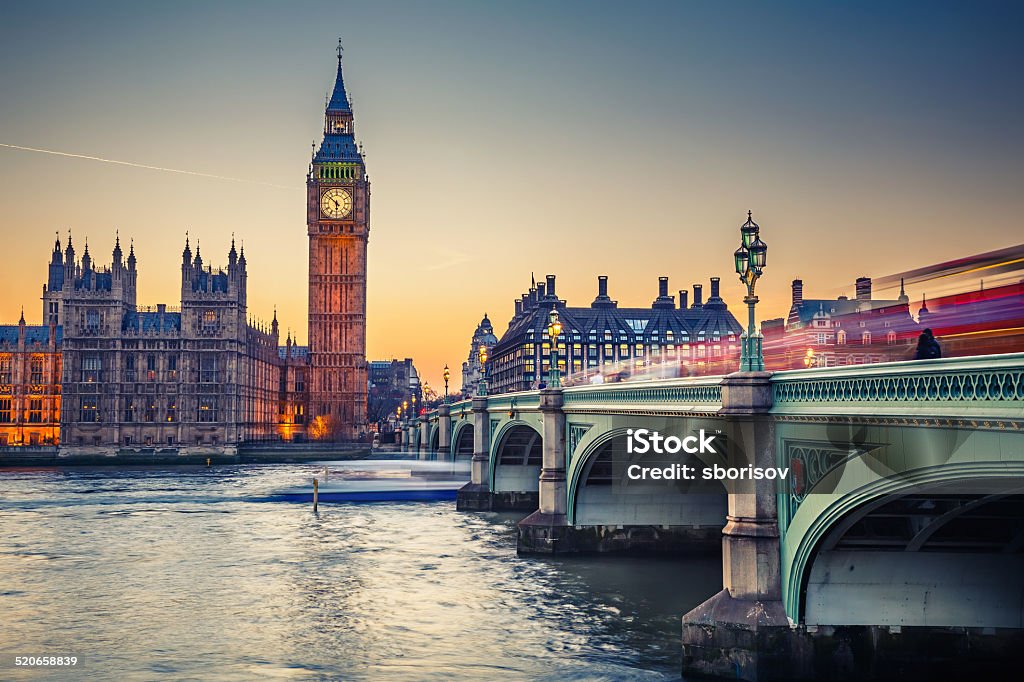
487,274,743,394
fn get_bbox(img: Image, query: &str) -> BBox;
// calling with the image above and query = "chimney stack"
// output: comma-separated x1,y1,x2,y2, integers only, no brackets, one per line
659,277,669,298
710,277,720,299
592,275,616,308
515,299,523,316
545,274,556,298
678,290,688,310
855,277,872,301
537,282,546,299
792,279,803,306
692,283,703,307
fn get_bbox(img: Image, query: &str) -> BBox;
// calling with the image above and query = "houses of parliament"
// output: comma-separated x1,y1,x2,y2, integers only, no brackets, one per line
0,49,369,450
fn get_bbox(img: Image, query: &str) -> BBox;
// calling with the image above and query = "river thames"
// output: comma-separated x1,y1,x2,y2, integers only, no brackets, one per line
0,463,721,680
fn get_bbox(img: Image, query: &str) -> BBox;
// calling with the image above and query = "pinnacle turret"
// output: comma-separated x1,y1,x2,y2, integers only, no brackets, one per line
112,230,123,265
327,38,351,113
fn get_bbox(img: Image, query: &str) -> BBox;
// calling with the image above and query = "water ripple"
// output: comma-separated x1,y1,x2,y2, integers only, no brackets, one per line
0,463,721,680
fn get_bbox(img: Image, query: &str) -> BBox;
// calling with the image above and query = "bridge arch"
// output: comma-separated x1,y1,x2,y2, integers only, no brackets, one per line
489,420,542,493
428,423,440,460
787,463,1024,628
451,421,474,460
567,428,727,528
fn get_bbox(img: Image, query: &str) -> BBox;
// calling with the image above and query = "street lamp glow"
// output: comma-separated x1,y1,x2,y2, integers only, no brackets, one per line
443,364,450,403
547,307,563,388
478,344,489,397
736,210,768,372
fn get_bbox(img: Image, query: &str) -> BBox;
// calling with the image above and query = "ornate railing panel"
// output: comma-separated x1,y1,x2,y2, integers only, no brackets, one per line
485,391,541,412
771,353,1024,417
562,377,723,411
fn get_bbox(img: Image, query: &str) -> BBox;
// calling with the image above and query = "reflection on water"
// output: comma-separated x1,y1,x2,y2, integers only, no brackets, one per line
0,464,721,680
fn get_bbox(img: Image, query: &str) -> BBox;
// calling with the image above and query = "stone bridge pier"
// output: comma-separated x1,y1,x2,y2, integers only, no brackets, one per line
456,395,492,510
517,389,568,551
679,372,792,680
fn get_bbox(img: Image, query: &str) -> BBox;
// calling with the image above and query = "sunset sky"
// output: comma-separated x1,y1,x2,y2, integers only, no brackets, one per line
2,1,1022,390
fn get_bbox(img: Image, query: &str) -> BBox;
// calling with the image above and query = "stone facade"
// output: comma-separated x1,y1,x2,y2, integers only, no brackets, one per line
46,234,284,449
460,314,497,398
306,49,369,441
0,312,62,447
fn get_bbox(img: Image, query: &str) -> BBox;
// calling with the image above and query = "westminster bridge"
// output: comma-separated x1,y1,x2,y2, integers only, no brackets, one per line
402,353,1024,680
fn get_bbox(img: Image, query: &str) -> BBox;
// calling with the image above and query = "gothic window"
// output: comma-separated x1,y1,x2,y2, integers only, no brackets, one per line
0,356,11,384
86,309,100,331
862,331,872,345
887,330,897,345
82,355,101,383
168,355,178,380
198,398,218,422
124,399,135,422
80,397,99,423
28,399,42,423
199,355,217,383
837,330,847,345
145,400,157,422
30,358,43,384
0,398,11,423
167,401,177,423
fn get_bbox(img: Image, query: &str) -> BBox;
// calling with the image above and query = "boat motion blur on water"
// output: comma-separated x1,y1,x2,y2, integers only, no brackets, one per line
274,459,471,503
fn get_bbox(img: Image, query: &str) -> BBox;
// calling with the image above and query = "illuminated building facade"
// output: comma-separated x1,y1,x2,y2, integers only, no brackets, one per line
487,274,742,394
762,276,921,368
44,234,285,448
0,311,62,447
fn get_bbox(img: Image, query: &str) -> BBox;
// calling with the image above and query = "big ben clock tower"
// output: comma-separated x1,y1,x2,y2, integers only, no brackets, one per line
307,42,369,440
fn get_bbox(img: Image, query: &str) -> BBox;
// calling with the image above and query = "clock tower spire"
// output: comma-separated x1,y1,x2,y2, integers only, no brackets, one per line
306,41,369,441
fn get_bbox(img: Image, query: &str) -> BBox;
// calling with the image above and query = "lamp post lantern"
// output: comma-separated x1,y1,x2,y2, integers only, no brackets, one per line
734,210,768,372
443,364,450,403
547,307,563,388
478,344,489,397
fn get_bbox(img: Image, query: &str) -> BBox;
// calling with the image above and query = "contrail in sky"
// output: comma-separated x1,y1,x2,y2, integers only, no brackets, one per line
0,142,295,189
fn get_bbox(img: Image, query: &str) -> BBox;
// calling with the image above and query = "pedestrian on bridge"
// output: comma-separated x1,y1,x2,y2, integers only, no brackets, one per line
914,328,942,360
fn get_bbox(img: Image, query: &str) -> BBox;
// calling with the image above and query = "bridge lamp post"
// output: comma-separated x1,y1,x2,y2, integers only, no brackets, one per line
547,307,563,388
411,394,417,417
443,364,450,404
734,210,768,372
478,345,488,397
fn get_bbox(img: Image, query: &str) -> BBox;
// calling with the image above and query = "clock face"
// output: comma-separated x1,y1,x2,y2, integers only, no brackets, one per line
320,187,353,219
